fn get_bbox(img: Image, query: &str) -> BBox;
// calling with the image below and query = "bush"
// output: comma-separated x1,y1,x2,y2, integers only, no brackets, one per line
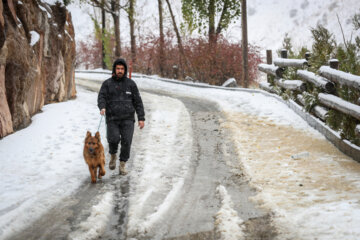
77,29,262,86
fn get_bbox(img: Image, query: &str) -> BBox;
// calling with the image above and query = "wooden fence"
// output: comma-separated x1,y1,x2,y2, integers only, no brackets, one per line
258,49,360,161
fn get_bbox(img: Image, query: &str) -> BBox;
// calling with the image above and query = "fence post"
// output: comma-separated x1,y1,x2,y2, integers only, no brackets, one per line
329,59,339,70
266,50,272,64
281,49,288,59
266,50,272,82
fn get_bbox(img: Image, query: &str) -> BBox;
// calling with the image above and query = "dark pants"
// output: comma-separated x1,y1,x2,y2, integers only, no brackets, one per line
107,120,134,162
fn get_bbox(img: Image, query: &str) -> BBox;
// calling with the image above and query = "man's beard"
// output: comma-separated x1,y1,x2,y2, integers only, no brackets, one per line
116,72,124,78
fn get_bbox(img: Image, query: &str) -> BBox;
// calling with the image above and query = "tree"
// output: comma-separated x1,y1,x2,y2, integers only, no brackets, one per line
165,0,191,73
110,0,121,58
127,0,136,64
241,0,248,88
87,0,125,60
182,0,241,46
158,0,165,76
101,0,106,68
309,24,336,71
353,12,360,49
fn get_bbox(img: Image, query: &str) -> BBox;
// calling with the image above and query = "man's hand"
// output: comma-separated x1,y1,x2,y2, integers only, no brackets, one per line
138,121,145,129
100,108,106,115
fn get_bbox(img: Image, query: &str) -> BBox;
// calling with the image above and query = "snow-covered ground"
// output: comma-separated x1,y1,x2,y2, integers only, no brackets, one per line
0,88,102,238
1,72,360,239
0,86,193,239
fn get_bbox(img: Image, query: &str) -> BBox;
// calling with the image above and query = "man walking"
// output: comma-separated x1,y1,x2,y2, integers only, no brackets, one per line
98,58,145,175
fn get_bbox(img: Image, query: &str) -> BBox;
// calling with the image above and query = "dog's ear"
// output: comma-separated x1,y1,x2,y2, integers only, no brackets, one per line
95,131,101,140
86,131,91,138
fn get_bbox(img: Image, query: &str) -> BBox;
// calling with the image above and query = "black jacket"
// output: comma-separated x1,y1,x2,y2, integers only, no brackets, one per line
97,59,145,122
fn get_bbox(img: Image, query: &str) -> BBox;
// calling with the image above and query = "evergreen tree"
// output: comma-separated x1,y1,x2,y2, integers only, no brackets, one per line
309,24,336,71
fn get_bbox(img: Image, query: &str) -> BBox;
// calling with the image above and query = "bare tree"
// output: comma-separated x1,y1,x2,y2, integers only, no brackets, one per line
101,0,106,68
88,0,126,61
127,0,136,63
165,0,191,74
241,0,248,87
111,0,121,58
158,0,165,76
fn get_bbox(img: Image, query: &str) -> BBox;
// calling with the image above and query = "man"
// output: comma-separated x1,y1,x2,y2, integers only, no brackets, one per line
98,58,145,175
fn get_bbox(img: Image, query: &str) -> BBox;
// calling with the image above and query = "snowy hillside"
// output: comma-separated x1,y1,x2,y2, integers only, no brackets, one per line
66,0,360,54
238,0,360,51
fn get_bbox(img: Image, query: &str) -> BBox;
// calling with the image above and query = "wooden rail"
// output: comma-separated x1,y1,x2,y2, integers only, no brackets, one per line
258,49,360,161
319,66,360,89
274,58,308,68
297,70,335,93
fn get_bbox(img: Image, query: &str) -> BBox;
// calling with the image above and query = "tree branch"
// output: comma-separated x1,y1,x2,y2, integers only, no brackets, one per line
336,13,349,51
216,0,229,35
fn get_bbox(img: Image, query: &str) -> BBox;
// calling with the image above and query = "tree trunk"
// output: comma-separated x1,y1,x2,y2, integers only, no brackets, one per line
241,0,249,87
165,0,190,74
158,0,165,77
208,0,216,47
111,0,121,58
128,0,136,64
101,0,106,69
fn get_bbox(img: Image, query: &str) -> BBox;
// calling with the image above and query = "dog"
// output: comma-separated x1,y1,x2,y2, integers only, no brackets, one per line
83,131,106,183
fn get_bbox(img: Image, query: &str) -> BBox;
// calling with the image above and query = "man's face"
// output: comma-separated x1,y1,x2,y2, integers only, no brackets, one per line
115,65,125,78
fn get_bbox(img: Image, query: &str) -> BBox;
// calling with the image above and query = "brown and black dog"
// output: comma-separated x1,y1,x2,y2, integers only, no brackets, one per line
83,131,106,183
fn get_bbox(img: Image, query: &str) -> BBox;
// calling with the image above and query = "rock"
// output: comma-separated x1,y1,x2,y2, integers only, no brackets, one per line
0,0,76,137
222,78,237,87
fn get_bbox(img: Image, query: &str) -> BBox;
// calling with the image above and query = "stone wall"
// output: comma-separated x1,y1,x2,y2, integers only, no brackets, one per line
0,0,76,138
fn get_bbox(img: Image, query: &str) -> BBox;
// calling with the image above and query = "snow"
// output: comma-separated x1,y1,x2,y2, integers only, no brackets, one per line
2,71,360,239
222,78,237,87
0,85,193,239
215,185,245,240
68,192,114,240
318,93,360,119
38,5,52,18
273,58,308,66
127,94,193,238
319,66,360,88
75,72,360,239
297,69,330,87
29,31,40,46
65,30,73,42
0,88,100,238
42,0,63,6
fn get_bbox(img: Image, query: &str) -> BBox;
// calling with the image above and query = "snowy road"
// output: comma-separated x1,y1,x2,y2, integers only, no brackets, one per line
1,82,274,240
1,72,360,240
